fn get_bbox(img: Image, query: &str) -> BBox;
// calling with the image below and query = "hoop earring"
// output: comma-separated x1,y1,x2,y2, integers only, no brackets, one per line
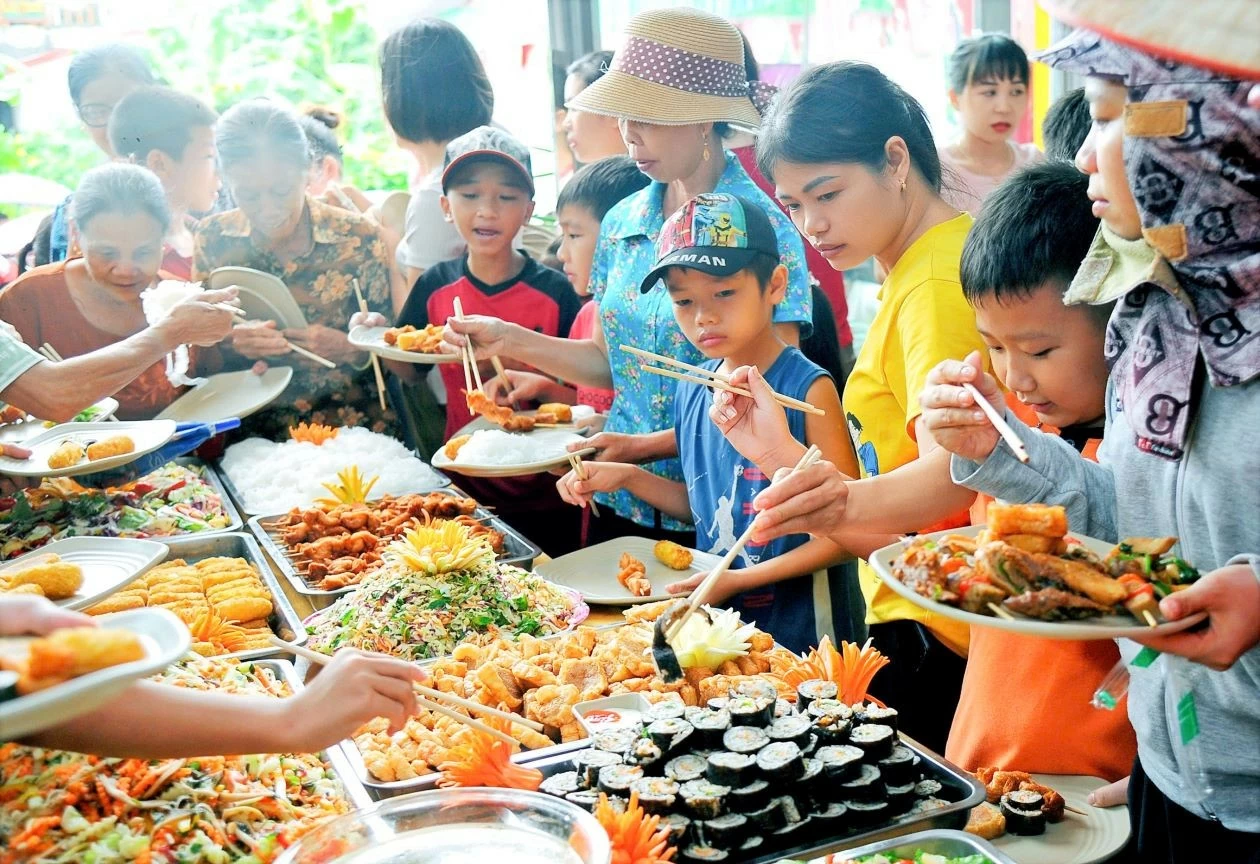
702,134,711,162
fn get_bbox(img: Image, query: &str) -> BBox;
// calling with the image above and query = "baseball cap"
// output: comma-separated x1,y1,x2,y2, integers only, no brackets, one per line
441,126,534,195
640,192,779,293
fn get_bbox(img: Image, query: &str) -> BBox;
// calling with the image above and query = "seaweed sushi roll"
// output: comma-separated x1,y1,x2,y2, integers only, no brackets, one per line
773,698,795,719
631,776,680,813
884,782,917,813
647,717,694,754
849,723,896,760
690,709,731,748
733,678,779,703
680,779,730,819
796,679,838,711
706,696,730,712
646,697,687,723
666,753,709,784
575,748,623,788
770,815,811,841
806,698,852,721
564,789,601,812
722,725,769,755
878,745,921,786
839,763,883,802
539,771,582,799
913,778,943,799
775,795,804,825
746,799,787,832
812,711,852,744
728,778,771,813
660,813,692,845
1001,790,1048,836
767,713,812,748
857,704,899,731
756,741,804,782
815,744,864,782
812,802,849,834
727,695,773,727
626,737,665,774
843,799,889,827
680,845,728,862
706,751,756,787
701,813,748,847
738,836,764,855
910,797,951,815
597,764,644,796
593,727,640,755
799,756,823,786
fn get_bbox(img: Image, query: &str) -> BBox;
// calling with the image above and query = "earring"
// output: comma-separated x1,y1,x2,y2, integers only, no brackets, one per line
900,178,907,193
702,134,711,162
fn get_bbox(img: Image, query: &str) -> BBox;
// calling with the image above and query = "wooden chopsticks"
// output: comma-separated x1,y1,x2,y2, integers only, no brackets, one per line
621,344,824,417
567,453,600,517
962,382,1030,464
352,278,389,412
38,343,63,363
666,445,824,641
451,297,484,394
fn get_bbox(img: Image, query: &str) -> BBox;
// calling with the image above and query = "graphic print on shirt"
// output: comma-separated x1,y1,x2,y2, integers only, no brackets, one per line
696,461,756,567
846,411,880,477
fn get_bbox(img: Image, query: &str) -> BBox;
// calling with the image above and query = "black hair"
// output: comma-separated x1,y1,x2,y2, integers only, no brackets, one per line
299,105,344,166
443,158,533,195
961,161,1099,309
800,285,846,387
379,18,493,144
556,155,650,222
108,86,216,163
20,213,54,274
215,100,310,177
1042,87,1090,162
757,61,942,191
947,33,1030,92
71,163,171,235
565,50,614,91
67,42,155,106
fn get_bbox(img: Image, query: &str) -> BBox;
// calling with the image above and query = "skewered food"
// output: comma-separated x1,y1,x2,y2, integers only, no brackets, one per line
0,626,145,693
384,323,445,353
654,540,694,571
974,767,1065,821
85,434,135,461
46,439,85,469
0,554,83,599
617,552,653,597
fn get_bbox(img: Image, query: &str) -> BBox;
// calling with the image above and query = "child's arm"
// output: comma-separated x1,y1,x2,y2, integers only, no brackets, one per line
556,461,693,524
446,313,614,390
485,369,577,406
665,535,848,603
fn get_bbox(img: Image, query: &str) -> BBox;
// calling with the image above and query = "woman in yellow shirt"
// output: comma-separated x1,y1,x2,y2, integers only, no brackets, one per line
712,62,987,751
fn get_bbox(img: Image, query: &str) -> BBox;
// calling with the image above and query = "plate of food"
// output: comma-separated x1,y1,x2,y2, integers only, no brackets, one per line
156,366,293,423
0,536,169,610
0,398,121,447
433,410,595,478
348,324,461,364
207,265,308,328
0,607,190,739
536,537,721,605
868,504,1207,640
0,419,177,479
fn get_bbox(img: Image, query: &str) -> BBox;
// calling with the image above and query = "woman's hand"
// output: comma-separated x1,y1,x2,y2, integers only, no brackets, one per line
556,461,631,509
230,320,291,359
349,311,388,330
750,460,851,545
484,369,569,406
285,649,428,751
573,431,645,464
1130,564,1260,670
0,595,95,637
156,288,240,348
1087,777,1129,808
443,315,514,361
919,351,1004,463
666,570,742,605
710,365,796,472
284,324,362,366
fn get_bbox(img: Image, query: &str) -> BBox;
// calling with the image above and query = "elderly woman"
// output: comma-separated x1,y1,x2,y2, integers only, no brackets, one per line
193,100,396,439
448,7,812,547
0,164,236,419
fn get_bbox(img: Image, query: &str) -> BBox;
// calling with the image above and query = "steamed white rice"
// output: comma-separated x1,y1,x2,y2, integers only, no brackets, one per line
221,426,448,513
454,429,585,466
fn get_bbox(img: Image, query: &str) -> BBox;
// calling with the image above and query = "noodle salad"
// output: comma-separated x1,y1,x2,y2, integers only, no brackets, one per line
0,660,353,864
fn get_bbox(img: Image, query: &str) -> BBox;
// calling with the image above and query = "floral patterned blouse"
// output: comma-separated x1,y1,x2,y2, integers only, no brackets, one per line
590,151,812,530
192,196,396,440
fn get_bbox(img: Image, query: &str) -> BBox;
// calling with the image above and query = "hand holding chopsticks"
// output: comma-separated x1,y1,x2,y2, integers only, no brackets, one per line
567,453,600,517
963,382,1030,464
451,297,485,394
352,278,389,412
622,345,824,416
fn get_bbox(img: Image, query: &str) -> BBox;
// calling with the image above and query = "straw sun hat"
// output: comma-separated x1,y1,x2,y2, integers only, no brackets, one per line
567,7,763,132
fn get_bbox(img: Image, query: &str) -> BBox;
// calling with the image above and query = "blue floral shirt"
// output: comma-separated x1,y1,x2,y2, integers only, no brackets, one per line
590,151,812,529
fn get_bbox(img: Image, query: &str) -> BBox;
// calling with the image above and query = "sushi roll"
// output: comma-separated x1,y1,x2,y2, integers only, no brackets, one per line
733,678,779,703
746,799,787,832
631,776,680,814
564,789,601,812
728,778,771,813
660,813,692,846
849,723,896,760
666,753,709,784
701,813,748,847
839,763,883,802
775,795,804,825
593,728,640,754
857,704,899,731
539,771,582,798
646,697,687,723
597,764,644,796
806,698,853,721
646,717,694,754
626,737,666,774
1001,790,1048,836
684,705,708,724
706,751,756,787
738,836,764,855
680,845,728,862
755,741,804,782
843,799,890,827
812,712,852,744
811,802,849,835
576,749,623,788
773,698,795,719
771,815,811,842
798,756,823,786
722,726,769,755
767,713,812,748
878,745,921,787
680,779,730,819
802,733,821,756
727,695,773,727
910,797,952,815
815,744,865,782
913,778,943,799
706,697,730,712
690,709,732,748
796,679,838,711
884,782,918,814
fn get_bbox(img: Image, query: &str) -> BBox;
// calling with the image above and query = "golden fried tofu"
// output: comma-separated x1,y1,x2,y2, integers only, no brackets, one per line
3,560,83,600
512,659,557,690
47,440,85,469
475,663,523,709
20,627,145,693
85,435,135,461
558,657,607,702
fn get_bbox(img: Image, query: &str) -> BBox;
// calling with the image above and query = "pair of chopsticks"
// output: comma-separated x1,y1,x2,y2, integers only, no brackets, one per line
267,635,542,748
567,453,600,517
38,343,63,363
666,444,823,641
621,345,825,417
962,381,1030,464
351,279,388,412
451,297,484,396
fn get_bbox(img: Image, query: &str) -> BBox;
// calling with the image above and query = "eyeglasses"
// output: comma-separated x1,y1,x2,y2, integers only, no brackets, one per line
77,102,113,128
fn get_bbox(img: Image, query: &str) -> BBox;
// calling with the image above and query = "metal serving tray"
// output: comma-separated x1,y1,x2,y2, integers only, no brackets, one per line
161,531,307,659
524,734,987,864
175,457,244,536
247,487,543,599
828,828,1016,863
216,457,452,518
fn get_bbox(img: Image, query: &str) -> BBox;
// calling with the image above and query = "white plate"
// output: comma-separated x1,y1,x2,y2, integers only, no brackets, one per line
536,537,718,605
432,414,596,478
991,774,1130,864
868,525,1208,640
0,398,120,445
156,367,294,423
0,419,177,478
348,325,461,364
0,607,190,739
208,266,308,329
0,536,169,609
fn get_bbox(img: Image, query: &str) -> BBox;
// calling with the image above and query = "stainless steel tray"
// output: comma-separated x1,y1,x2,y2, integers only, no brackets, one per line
524,734,986,863
247,488,543,599
828,828,1016,863
161,531,307,659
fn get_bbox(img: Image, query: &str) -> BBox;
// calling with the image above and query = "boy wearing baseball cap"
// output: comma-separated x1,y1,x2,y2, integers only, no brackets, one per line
395,126,582,553
557,193,860,652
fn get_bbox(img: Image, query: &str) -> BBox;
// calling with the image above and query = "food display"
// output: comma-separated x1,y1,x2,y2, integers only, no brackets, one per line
889,504,1198,622
0,462,233,559
963,769,1065,840
0,657,356,862
0,626,145,694
384,323,446,354
0,552,83,599
617,553,652,597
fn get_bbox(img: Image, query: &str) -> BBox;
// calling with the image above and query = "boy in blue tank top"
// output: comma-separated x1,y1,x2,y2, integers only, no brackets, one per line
556,193,858,653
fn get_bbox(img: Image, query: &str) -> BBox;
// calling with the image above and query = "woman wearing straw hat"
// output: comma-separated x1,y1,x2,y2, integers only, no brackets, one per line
446,7,812,547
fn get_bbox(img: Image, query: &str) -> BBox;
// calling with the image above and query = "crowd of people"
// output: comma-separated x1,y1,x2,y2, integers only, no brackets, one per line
0,3,1256,862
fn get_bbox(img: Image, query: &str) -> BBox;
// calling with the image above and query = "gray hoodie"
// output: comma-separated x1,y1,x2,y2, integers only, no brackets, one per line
951,378,1260,831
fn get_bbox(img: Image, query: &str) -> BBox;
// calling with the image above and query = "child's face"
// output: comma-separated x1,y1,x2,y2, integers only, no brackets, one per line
974,284,1109,430
951,76,1028,144
441,162,535,258
665,264,786,360
556,204,600,296
161,126,220,214
1077,78,1143,240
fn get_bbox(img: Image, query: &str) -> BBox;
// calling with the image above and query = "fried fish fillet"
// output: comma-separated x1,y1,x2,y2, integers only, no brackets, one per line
3,560,83,600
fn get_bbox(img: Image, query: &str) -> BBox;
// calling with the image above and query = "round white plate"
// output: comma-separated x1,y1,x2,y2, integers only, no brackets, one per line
432,414,595,478
348,325,461,364
156,367,294,423
0,419,177,478
536,537,717,605
991,774,1130,864
208,266,308,329
868,525,1207,640
0,536,169,609
0,607,190,739
0,398,120,445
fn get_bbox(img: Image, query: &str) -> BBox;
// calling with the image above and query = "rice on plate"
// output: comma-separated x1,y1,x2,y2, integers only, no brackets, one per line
220,427,448,513
454,429,586,466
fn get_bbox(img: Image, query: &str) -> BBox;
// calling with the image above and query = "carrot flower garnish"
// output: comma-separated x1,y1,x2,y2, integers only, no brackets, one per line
436,719,542,791
594,791,676,864
770,636,890,705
